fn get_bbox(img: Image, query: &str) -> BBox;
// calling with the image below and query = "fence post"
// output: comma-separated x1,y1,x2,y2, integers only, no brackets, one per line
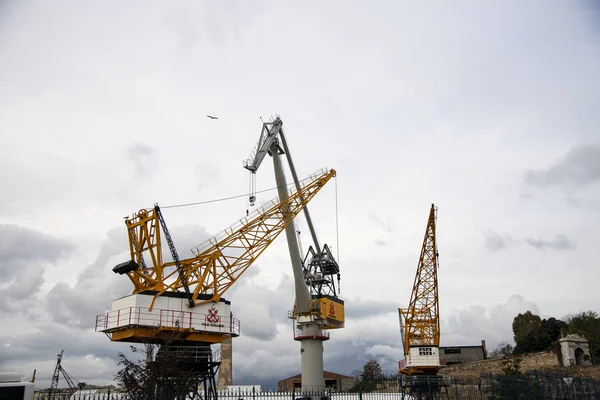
454,378,459,399
253,385,256,400
358,383,363,400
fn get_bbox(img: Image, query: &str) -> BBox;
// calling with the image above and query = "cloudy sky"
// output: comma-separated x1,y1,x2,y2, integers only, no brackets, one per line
1,0,599,389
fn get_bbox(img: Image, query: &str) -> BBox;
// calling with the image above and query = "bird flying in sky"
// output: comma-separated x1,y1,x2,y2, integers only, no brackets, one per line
207,115,218,120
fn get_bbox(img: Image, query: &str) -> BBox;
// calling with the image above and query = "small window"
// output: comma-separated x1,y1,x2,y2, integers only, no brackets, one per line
444,348,462,354
419,347,433,356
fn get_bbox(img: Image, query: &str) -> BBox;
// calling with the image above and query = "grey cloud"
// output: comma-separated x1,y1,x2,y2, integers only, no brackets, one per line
228,273,295,341
524,143,600,188
525,234,575,251
8,266,44,301
0,224,74,271
165,224,212,261
126,143,157,179
165,1,261,49
45,227,131,327
369,215,394,233
195,162,222,194
565,196,600,211
442,294,540,349
45,223,213,328
483,230,575,252
482,230,515,251
345,299,398,319
0,321,130,388
0,224,74,313
0,321,128,364
374,239,386,246
2,0,600,390
232,324,404,386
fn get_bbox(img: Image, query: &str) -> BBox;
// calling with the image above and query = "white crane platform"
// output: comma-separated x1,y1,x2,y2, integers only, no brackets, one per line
95,292,239,345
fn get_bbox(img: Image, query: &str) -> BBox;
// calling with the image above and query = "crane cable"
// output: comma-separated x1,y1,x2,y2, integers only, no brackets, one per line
159,181,297,210
335,174,340,294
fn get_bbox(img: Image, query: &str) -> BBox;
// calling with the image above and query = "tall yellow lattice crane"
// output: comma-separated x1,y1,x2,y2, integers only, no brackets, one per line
96,168,336,346
398,203,441,375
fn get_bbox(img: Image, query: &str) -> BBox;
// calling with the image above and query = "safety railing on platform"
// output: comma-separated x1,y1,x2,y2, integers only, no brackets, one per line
94,307,240,336
293,329,330,340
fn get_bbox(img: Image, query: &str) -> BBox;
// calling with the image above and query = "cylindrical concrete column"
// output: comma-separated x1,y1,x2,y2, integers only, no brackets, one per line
301,330,325,392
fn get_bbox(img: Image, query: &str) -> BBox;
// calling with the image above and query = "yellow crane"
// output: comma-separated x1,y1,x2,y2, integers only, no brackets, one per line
398,203,441,376
96,167,336,346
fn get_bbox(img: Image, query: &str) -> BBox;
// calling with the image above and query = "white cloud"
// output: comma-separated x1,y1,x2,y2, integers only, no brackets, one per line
0,0,599,389
442,294,541,350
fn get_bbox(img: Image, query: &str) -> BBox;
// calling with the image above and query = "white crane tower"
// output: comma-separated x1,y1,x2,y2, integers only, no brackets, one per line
244,116,344,393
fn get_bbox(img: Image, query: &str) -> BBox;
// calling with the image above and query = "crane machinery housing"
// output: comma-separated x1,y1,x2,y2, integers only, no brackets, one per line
243,116,344,393
398,204,441,376
95,167,336,399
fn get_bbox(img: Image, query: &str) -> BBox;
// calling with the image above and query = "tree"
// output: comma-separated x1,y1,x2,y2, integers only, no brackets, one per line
512,311,541,345
514,317,566,354
116,344,204,400
499,355,522,376
350,360,384,392
488,342,514,359
361,360,382,382
564,310,600,363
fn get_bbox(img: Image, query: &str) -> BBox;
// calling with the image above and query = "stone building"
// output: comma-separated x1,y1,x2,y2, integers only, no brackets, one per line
278,371,355,391
440,340,487,365
559,334,592,366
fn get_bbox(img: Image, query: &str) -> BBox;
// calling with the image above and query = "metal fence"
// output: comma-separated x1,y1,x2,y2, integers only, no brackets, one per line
33,372,600,400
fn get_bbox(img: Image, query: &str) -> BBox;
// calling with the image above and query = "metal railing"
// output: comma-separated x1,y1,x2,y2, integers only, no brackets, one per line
154,346,220,364
34,371,600,400
293,329,330,340
95,307,240,336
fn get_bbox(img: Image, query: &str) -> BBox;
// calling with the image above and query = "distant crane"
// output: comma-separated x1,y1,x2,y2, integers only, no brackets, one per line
48,350,83,400
207,115,219,120
398,204,441,376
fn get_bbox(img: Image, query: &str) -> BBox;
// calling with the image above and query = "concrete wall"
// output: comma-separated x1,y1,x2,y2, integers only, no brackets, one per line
103,293,236,335
439,350,600,380
439,351,559,378
217,338,233,388
441,346,485,365
560,335,592,366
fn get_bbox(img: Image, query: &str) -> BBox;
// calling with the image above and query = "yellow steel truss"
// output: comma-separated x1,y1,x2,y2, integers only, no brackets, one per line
122,168,336,311
399,204,440,356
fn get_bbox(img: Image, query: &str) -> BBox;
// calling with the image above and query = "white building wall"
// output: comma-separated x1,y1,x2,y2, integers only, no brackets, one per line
100,294,235,335
560,336,592,366
405,346,441,368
